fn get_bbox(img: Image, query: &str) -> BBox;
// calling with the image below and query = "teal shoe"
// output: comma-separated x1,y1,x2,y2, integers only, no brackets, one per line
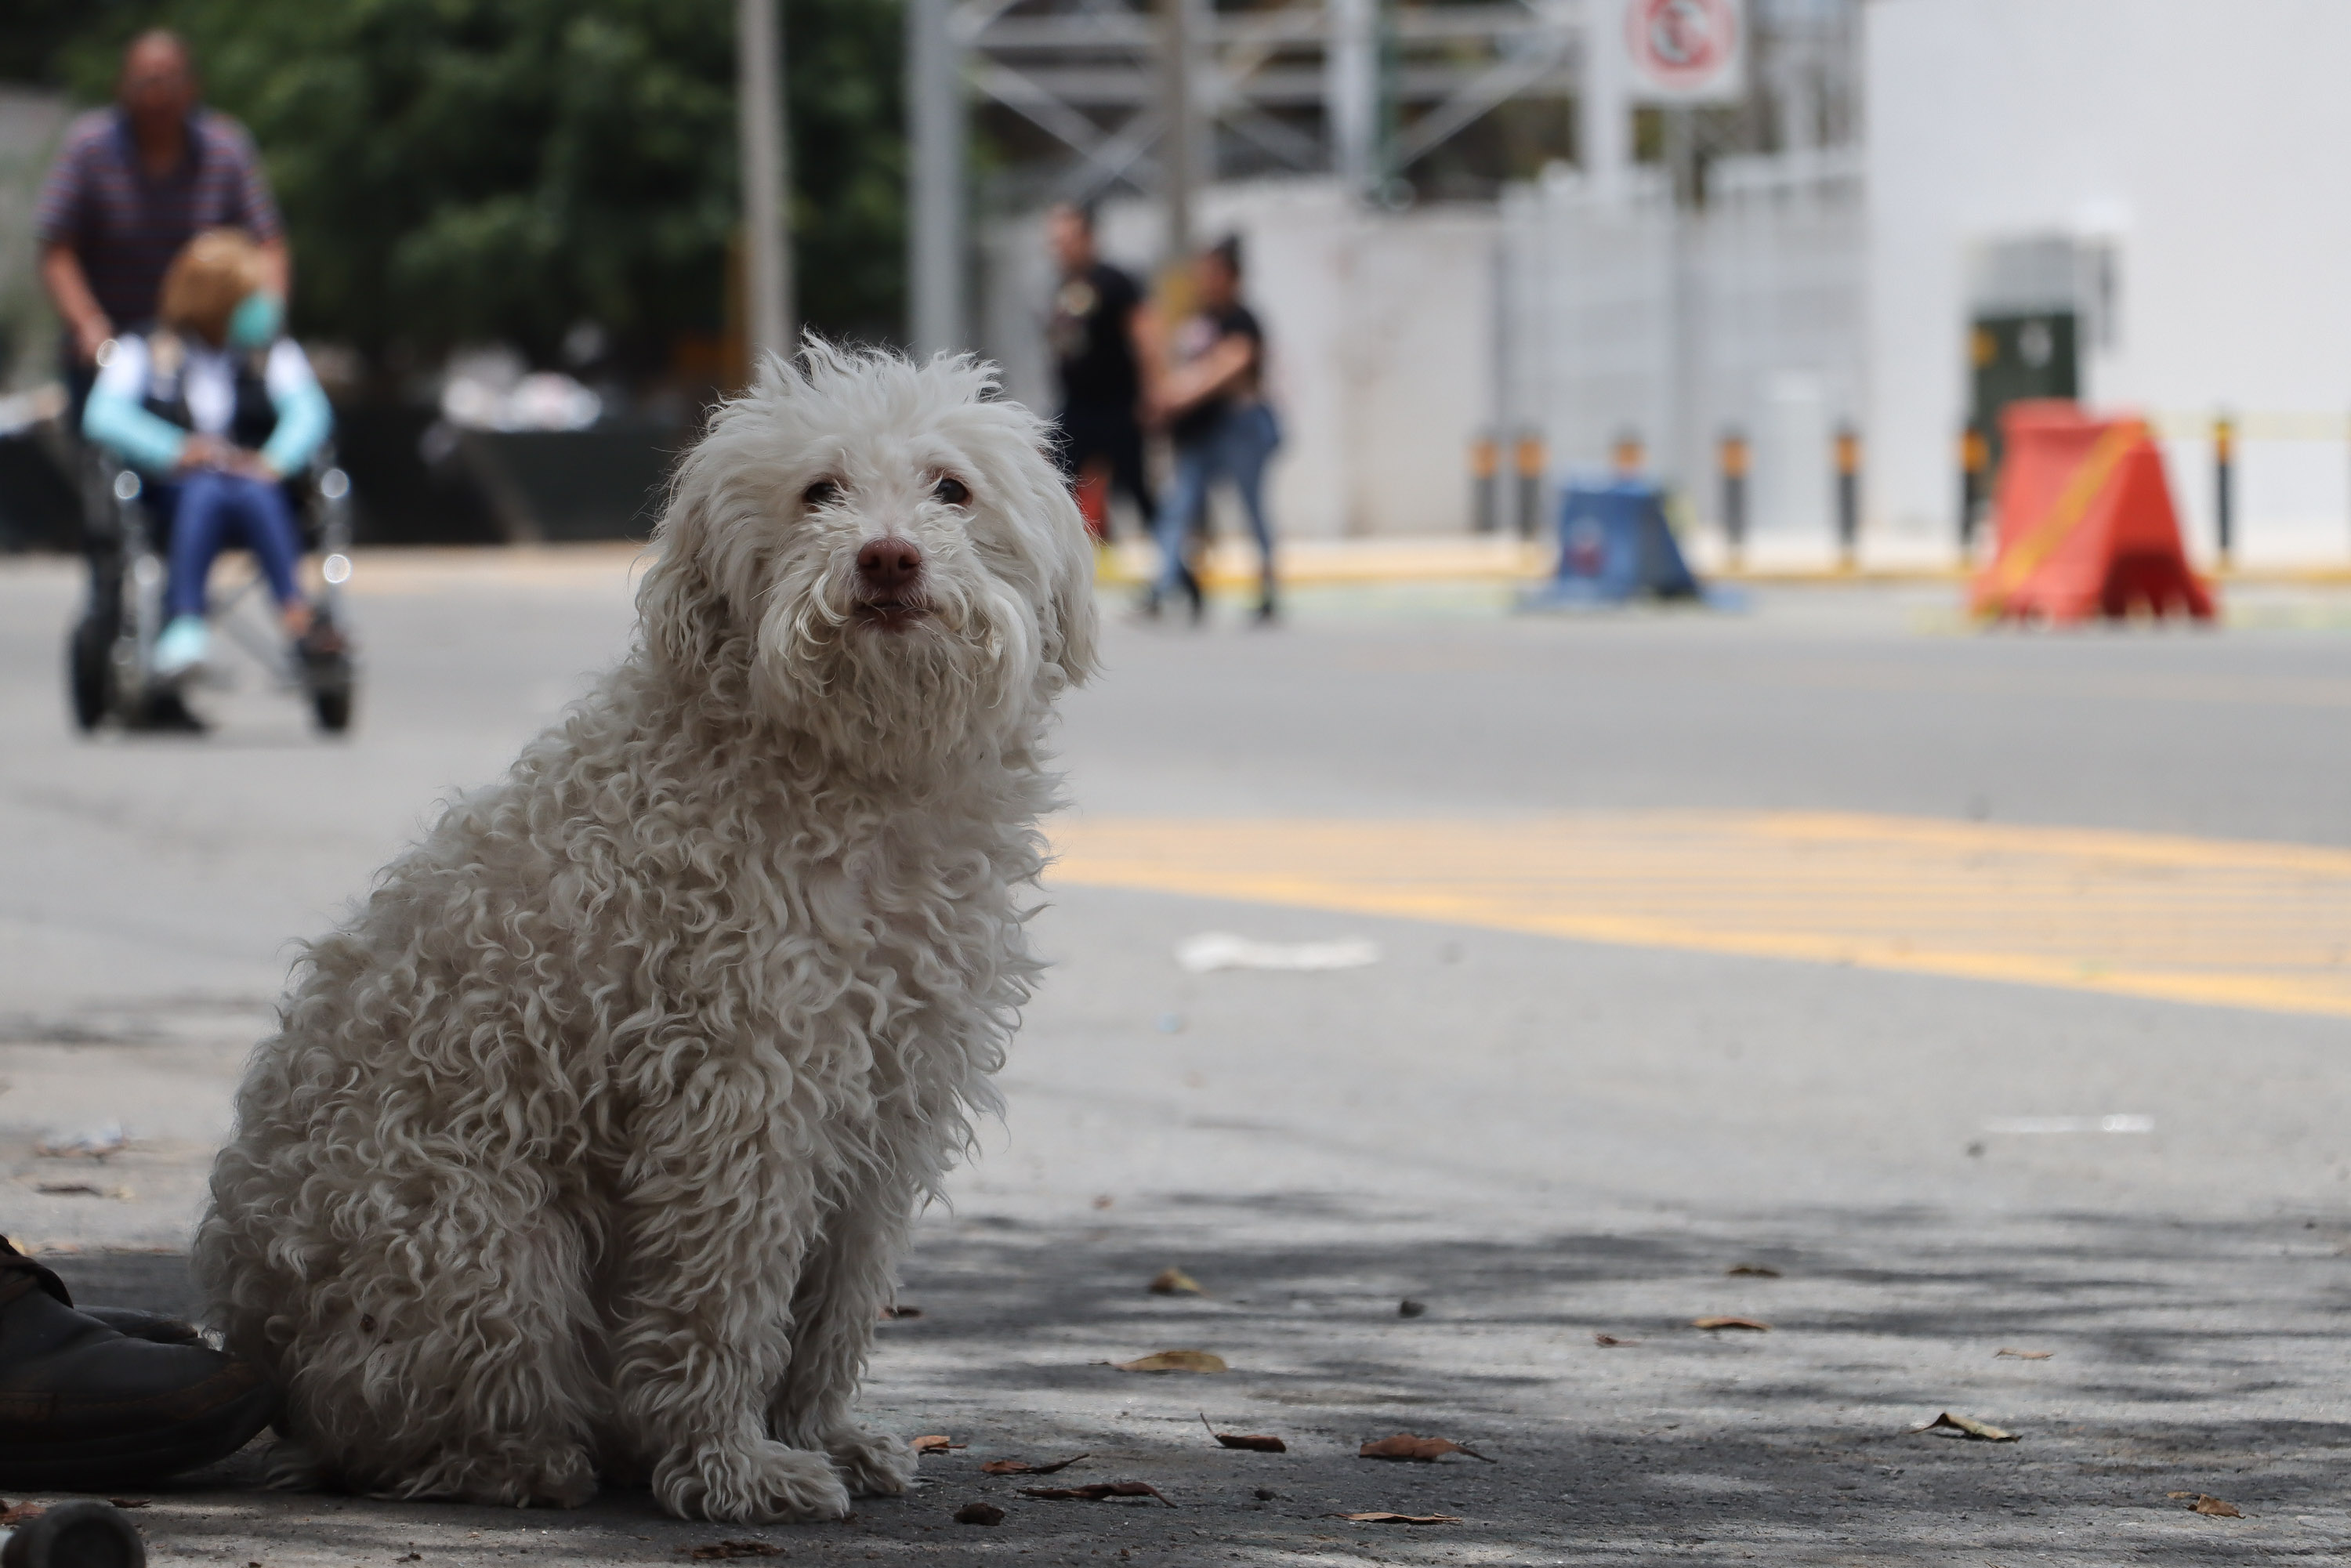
152,615,209,679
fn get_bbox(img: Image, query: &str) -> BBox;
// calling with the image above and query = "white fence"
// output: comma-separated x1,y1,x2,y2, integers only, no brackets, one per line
1498,149,1866,559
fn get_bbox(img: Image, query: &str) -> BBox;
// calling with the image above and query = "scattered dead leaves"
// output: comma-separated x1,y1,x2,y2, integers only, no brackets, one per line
1397,1299,1427,1318
1090,1195,1114,1209
910,1436,962,1456
1358,1435,1494,1464
1325,1512,1462,1526
1692,1316,1770,1332
1113,1349,1226,1374
1725,1264,1781,1277
1994,1348,2052,1360
1592,1333,1639,1347
2168,1492,2244,1518
1148,1268,1203,1295
952,1503,1005,1526
878,1305,922,1320
679,1541,784,1559
0,1505,45,1526
1914,1412,2019,1442
1201,1413,1285,1452
1017,1482,1176,1508
107,1499,150,1509
980,1454,1089,1476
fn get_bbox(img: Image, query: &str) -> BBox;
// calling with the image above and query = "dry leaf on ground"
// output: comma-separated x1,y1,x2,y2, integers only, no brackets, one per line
1148,1268,1204,1295
1201,1413,1285,1451
1693,1316,1770,1331
679,1541,784,1559
1017,1482,1176,1508
1397,1299,1427,1318
1325,1512,1463,1525
1113,1349,1226,1374
0,1505,44,1526
910,1436,962,1455
106,1499,150,1508
879,1304,922,1320
980,1454,1089,1476
1592,1333,1639,1347
1358,1434,1494,1464
1725,1264,1781,1277
1914,1412,2019,1442
1994,1348,2052,1360
952,1503,1005,1526
2168,1491,2244,1518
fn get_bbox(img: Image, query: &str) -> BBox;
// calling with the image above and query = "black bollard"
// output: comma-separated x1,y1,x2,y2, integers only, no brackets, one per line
1719,429,1749,568
1835,424,1861,570
1469,432,1499,534
2213,412,2235,567
1512,429,1546,541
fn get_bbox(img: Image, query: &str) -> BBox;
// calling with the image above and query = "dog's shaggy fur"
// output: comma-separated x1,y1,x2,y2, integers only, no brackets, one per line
192,346,1098,1522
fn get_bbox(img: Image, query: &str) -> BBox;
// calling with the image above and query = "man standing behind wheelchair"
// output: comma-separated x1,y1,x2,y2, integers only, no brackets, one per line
81,229,334,681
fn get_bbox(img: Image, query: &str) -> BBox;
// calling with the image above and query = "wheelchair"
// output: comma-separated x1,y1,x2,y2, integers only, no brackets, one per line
66,446,358,735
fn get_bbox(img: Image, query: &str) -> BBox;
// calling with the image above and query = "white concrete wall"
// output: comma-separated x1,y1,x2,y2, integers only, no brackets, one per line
1867,0,2351,563
980,178,1498,538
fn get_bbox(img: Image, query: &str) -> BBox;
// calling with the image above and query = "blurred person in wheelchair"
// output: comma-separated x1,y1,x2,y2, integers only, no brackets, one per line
80,228,335,682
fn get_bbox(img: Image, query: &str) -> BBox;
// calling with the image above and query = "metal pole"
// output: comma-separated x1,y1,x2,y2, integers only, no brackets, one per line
1580,0,1628,210
2213,411,2236,567
1328,0,1378,197
1161,0,1199,259
1719,429,1748,568
737,0,795,370
1835,423,1861,570
907,0,966,357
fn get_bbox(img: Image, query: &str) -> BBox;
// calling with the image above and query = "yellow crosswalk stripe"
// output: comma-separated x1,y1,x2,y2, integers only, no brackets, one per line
1047,813,2351,1019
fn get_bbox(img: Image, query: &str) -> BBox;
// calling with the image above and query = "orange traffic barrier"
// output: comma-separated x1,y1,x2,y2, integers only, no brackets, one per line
1971,400,2215,623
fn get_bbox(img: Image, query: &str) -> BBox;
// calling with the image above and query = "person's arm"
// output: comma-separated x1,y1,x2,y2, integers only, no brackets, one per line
257,340,331,477
1156,333,1258,419
39,244,113,364
82,339,190,474
1125,301,1164,422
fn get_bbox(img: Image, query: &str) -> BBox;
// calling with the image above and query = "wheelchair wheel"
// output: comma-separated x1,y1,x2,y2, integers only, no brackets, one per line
67,612,113,733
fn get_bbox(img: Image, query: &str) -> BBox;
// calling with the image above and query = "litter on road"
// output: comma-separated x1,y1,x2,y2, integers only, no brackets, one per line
1175,932,1378,973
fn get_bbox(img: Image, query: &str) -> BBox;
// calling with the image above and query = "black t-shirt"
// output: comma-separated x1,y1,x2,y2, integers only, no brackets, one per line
1169,303,1264,446
1049,261,1143,413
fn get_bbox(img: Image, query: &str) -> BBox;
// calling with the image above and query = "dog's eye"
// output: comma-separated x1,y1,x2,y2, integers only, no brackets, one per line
802,478,841,508
932,476,970,507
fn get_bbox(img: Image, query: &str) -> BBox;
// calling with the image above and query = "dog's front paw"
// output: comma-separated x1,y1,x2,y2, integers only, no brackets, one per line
655,1441,852,1523
825,1427,915,1497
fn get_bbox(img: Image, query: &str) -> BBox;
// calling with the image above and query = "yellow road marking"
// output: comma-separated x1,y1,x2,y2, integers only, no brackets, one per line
1048,813,2351,1019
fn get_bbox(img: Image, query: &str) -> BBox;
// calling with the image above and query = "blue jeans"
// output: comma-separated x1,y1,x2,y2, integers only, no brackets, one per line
165,470,304,620
1157,402,1280,596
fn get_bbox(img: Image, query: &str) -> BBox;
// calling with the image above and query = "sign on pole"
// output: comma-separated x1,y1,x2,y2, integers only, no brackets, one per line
1622,0,1745,104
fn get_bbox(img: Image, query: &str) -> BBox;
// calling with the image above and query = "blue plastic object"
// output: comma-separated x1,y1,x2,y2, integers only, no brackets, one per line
1521,477,1702,607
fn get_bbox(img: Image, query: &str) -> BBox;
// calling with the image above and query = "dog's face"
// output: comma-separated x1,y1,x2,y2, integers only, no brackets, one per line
640,346,1098,778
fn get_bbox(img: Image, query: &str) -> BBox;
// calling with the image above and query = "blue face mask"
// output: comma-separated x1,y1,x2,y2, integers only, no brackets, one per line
226,291,283,350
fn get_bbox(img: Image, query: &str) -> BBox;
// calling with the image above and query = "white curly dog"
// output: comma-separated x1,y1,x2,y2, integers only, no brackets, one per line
194,345,1097,1521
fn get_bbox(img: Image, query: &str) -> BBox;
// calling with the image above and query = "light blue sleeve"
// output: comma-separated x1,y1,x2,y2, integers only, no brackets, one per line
82,337,188,475
260,339,332,476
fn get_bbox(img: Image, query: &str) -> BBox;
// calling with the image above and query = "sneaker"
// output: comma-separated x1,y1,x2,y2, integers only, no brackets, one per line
0,1243,275,1489
152,616,209,679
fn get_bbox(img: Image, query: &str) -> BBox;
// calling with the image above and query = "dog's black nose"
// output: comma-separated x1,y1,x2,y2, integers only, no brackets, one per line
857,537,923,596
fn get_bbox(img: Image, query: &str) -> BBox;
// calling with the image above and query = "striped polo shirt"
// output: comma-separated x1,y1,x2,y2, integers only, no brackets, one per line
34,107,283,331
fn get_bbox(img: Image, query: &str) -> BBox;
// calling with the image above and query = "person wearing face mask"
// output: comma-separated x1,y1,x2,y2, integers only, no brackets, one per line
81,228,334,679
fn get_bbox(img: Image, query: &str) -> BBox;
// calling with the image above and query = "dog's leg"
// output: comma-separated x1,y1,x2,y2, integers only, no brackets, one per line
261,1178,602,1508
611,1134,849,1523
767,1173,918,1497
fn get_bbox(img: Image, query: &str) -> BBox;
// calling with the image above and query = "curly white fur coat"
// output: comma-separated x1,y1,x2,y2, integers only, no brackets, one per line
193,346,1098,1522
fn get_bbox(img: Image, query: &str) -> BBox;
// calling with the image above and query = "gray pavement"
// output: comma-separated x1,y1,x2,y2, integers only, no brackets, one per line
2,552,2349,1565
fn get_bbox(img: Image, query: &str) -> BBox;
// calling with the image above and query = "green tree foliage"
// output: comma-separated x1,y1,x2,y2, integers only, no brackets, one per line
51,0,904,367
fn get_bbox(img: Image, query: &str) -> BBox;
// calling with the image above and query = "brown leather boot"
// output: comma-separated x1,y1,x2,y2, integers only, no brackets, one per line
0,1242,275,1489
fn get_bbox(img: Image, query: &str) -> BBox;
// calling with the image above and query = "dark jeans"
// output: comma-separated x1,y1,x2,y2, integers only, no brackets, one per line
1157,401,1280,596
164,471,304,618
1056,404,1155,538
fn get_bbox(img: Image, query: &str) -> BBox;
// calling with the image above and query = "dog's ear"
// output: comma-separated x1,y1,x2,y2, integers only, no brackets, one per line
638,488,727,682
1036,465,1099,686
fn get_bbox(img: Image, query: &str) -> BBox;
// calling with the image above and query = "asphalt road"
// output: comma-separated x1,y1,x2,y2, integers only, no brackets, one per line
2,551,2348,1566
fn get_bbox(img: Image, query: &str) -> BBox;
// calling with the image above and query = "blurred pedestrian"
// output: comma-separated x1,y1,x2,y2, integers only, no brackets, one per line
82,230,332,680
1150,236,1279,624
36,30,287,411
1045,202,1162,555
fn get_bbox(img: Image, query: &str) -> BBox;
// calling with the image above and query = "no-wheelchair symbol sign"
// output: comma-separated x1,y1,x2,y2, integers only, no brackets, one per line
1624,0,1746,103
